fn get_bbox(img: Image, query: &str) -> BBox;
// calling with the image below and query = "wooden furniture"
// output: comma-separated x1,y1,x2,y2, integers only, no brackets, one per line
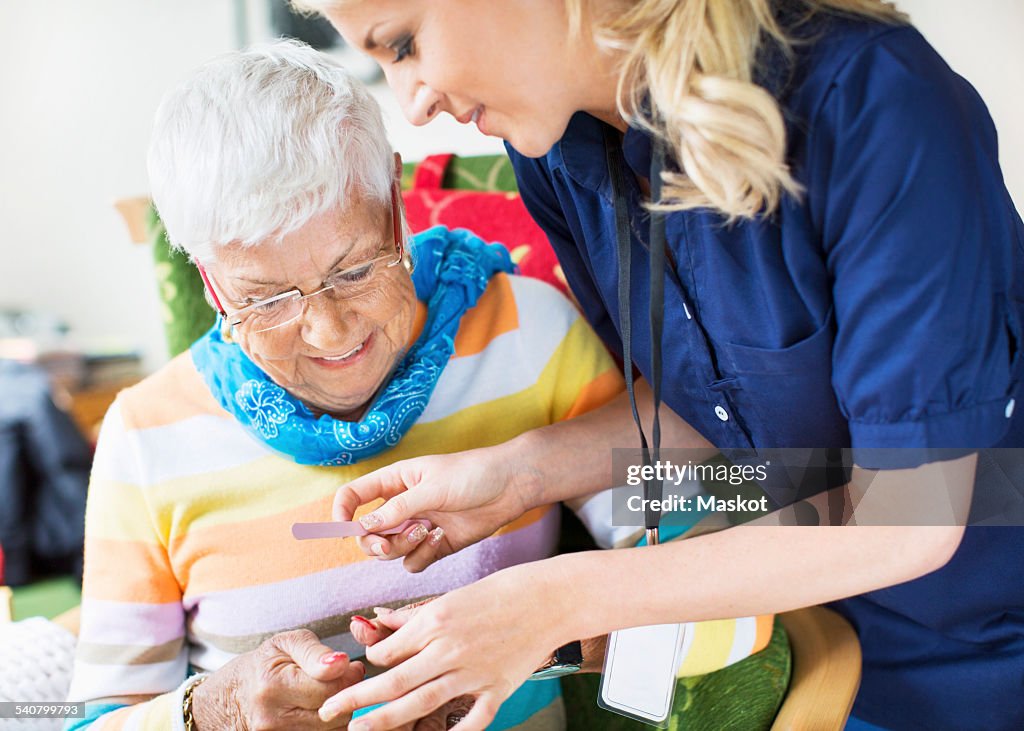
0,590,78,632
52,605,81,635
0,587,12,623
771,606,862,730
61,379,138,442
113,196,152,245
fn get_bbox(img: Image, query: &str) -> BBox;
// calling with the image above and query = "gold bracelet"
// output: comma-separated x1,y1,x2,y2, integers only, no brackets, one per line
182,674,208,731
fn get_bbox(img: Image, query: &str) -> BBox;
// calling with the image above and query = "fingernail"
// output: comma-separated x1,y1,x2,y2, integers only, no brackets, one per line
319,701,343,723
349,720,370,731
351,615,376,631
320,651,347,665
360,512,383,530
371,542,387,557
428,526,445,546
407,523,428,544
372,606,394,617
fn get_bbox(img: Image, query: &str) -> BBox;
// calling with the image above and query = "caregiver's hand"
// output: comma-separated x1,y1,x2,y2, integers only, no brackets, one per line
350,601,478,731
192,628,365,730
319,562,566,731
352,602,609,677
334,446,537,572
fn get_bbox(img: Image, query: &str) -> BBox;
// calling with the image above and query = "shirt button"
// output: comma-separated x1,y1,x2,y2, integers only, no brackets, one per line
714,405,729,422
1006,398,1016,419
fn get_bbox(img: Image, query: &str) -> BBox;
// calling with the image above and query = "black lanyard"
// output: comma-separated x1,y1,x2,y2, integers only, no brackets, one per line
605,128,666,545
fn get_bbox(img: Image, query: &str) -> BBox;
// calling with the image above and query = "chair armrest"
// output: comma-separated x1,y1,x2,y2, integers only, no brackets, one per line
52,605,81,636
0,587,12,623
114,197,153,244
771,606,862,731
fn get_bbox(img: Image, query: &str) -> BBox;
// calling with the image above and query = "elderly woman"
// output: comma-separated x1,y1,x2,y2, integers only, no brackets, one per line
64,40,624,730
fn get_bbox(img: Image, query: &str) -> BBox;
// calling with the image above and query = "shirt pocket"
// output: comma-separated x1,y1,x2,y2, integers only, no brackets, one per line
709,307,850,449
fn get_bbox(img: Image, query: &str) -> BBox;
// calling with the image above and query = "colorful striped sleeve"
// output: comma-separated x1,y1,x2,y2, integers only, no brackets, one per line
506,275,625,423
66,397,190,729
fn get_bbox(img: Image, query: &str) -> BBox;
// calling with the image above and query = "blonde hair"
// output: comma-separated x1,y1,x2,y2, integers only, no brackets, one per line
295,0,906,219
572,0,906,219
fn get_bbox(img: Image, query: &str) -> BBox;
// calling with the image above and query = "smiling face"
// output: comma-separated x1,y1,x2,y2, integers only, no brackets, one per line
206,192,417,420
325,0,623,157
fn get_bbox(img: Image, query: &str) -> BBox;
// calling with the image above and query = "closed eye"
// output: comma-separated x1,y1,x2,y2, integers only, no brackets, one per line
331,263,375,284
241,290,296,312
253,298,288,313
389,33,415,63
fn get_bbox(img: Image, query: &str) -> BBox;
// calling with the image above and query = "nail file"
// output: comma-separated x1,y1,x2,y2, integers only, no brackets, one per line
291,518,431,540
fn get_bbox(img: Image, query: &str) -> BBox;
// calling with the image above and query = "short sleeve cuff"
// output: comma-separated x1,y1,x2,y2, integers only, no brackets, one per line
171,672,210,731
850,397,1016,469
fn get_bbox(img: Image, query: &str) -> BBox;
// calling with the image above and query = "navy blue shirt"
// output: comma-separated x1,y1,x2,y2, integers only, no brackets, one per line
507,16,1024,731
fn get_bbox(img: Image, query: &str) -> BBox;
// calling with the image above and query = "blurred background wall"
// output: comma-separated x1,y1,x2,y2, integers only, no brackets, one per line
0,0,1021,373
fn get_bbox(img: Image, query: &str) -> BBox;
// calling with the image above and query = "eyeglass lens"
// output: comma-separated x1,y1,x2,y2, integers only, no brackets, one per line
245,252,401,333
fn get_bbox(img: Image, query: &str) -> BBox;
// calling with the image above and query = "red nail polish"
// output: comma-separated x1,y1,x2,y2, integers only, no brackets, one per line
320,651,348,665
351,615,377,631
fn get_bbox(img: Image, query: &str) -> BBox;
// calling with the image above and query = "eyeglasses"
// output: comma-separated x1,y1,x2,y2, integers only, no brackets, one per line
197,185,405,334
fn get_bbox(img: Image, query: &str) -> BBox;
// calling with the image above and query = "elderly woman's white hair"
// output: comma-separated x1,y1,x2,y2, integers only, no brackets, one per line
147,38,394,263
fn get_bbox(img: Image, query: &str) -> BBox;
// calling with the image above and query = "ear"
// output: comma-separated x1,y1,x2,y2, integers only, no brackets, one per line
393,151,403,185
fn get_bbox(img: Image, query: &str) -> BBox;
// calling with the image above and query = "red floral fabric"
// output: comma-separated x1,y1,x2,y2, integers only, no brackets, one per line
402,154,568,296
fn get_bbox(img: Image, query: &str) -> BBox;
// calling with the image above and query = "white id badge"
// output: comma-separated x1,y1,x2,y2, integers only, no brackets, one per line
598,622,686,727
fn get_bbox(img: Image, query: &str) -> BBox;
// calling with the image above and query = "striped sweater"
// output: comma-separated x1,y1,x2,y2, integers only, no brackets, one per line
66,272,623,730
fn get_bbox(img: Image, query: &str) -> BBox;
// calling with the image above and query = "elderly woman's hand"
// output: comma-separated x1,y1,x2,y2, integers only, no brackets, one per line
191,629,365,730
333,445,537,572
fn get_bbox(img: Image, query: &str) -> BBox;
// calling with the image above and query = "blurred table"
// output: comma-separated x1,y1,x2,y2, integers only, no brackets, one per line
58,379,138,443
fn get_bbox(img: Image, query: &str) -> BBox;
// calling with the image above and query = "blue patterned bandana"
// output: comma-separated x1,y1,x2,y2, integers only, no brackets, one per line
191,226,514,465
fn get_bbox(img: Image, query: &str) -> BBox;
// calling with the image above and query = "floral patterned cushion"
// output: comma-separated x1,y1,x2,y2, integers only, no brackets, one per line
402,154,568,297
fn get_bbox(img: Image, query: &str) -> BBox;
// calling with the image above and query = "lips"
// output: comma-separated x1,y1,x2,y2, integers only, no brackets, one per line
311,332,374,368
473,106,488,136
323,342,364,361
456,105,485,131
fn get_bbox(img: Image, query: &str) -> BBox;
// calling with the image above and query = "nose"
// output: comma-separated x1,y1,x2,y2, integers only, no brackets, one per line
396,77,445,127
299,294,353,351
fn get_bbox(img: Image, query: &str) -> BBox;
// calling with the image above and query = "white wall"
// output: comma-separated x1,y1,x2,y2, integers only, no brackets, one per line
0,0,1020,372
1,1,241,371
899,0,1024,211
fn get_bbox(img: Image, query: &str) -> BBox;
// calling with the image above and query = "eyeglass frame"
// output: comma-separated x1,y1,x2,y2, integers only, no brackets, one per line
196,184,406,334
